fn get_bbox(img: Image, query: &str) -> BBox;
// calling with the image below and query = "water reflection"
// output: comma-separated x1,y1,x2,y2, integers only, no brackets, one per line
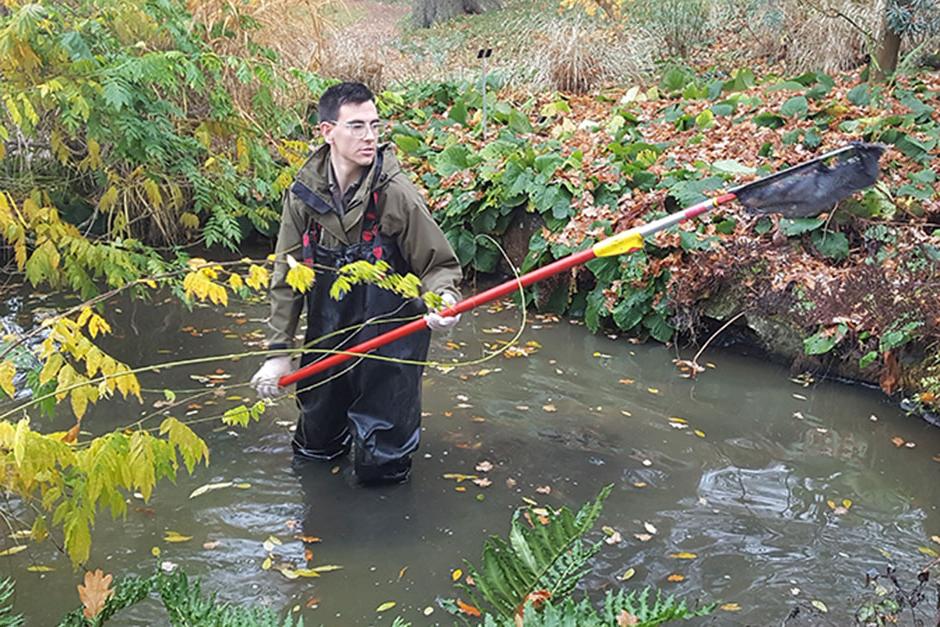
2,291,938,625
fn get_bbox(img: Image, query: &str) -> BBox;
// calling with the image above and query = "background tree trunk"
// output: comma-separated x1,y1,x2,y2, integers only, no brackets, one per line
873,17,902,81
412,0,500,28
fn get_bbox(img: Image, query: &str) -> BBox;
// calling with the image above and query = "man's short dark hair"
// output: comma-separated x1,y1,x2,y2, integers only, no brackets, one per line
317,82,374,122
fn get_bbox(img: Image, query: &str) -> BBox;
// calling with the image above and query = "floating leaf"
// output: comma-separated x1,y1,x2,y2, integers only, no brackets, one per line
291,568,321,578
376,601,397,612
918,546,939,558
634,533,653,542
720,603,741,611
310,565,342,573
931,535,940,545
643,522,658,535
261,557,272,570
452,568,463,582
475,461,494,473
189,482,233,498
811,600,828,613
670,552,697,560
456,599,481,617
163,531,192,543
442,473,478,483
619,568,636,581
667,574,685,582
0,545,27,557
26,565,54,572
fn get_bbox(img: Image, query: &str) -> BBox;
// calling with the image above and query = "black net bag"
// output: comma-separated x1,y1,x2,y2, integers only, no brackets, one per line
736,143,885,217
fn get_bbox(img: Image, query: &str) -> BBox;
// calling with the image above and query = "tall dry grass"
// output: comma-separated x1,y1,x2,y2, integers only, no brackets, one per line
740,0,880,73
188,0,344,68
534,14,654,93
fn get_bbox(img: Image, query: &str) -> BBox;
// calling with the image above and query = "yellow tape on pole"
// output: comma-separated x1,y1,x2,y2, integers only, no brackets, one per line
592,230,644,257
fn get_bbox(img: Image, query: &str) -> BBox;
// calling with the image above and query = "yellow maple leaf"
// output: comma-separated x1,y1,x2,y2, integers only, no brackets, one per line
87,313,112,339
246,264,269,291
285,255,315,293
0,360,15,398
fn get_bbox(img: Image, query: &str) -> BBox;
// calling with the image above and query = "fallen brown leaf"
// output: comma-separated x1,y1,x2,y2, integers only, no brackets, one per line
78,569,114,619
457,599,481,617
617,610,640,626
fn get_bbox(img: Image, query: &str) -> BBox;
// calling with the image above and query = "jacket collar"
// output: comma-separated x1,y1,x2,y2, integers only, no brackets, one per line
294,143,399,245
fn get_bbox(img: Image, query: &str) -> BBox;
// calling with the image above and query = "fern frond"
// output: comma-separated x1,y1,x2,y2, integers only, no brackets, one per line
0,578,24,627
460,484,613,619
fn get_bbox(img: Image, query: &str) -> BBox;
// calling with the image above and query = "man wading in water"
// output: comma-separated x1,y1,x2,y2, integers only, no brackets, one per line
250,82,462,485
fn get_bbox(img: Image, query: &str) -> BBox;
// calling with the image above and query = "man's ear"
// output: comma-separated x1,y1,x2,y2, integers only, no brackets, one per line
319,122,333,144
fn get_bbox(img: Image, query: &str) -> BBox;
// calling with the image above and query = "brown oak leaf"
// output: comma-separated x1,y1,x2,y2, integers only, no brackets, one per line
78,569,114,619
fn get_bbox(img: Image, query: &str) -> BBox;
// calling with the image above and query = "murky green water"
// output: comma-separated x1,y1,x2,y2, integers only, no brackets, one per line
2,288,939,625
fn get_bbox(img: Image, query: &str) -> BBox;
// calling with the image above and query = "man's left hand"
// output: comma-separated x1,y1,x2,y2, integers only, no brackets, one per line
425,293,461,331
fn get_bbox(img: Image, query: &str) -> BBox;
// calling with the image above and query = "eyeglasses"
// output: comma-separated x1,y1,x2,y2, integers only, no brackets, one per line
326,120,386,139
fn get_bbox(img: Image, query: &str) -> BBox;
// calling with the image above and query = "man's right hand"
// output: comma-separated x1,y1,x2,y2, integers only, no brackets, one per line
250,356,293,399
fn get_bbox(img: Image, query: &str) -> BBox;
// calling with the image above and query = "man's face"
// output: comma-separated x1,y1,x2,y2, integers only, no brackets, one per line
320,100,380,168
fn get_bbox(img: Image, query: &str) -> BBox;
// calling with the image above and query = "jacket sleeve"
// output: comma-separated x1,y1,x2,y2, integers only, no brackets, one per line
266,193,307,350
384,180,462,303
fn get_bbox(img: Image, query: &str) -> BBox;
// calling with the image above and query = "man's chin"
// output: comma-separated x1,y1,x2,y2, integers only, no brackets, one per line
354,151,376,166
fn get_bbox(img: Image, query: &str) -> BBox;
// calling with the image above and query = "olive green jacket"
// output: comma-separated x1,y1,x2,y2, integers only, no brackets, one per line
266,143,462,349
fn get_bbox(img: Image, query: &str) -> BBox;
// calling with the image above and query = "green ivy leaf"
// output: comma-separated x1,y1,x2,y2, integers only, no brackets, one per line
780,96,808,118
392,134,421,155
847,84,871,107
434,145,471,177
804,324,847,355
811,230,849,261
780,218,824,236
711,160,756,176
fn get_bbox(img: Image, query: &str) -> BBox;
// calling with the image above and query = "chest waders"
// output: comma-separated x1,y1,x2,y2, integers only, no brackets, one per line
289,162,431,484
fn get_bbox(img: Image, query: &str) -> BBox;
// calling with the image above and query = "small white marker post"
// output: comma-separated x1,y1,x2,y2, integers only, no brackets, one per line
477,47,493,140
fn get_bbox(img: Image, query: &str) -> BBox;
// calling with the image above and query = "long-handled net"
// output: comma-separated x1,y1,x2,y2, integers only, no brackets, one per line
279,142,886,386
